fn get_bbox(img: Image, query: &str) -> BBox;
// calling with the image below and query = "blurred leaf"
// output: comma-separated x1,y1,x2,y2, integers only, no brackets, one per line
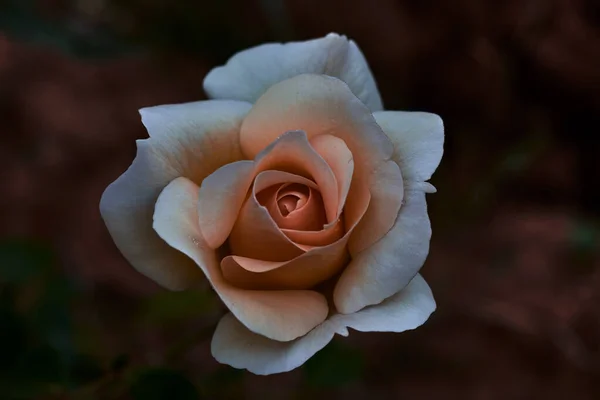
0,345,66,399
200,367,244,398
259,0,294,39
30,277,75,361
569,221,599,252
130,368,200,400
17,345,66,384
0,0,137,58
69,354,105,386
499,152,531,173
303,340,364,388
142,289,216,325
497,132,548,175
0,308,28,371
110,353,130,373
0,239,54,284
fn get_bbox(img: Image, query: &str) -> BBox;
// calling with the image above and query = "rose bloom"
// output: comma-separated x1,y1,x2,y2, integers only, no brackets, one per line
100,33,444,375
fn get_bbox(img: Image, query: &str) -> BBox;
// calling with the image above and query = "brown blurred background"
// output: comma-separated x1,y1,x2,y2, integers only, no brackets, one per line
1,0,600,399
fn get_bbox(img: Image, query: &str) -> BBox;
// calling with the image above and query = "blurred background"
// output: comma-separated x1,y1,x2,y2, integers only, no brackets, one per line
1,0,600,398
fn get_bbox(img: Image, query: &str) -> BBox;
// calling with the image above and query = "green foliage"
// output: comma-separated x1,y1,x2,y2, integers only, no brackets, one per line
0,308,28,371
303,340,364,388
29,277,75,359
0,239,54,284
70,354,106,386
570,221,599,253
129,368,201,400
0,0,136,58
110,353,131,373
142,289,216,325
0,237,225,398
199,367,244,398
0,239,78,398
21,345,66,382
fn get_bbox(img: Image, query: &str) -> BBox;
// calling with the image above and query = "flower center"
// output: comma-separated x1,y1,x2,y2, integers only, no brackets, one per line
276,183,310,216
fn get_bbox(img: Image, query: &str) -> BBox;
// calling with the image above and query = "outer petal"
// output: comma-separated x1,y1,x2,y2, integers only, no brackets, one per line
211,274,435,375
204,33,383,112
100,100,251,290
331,274,435,335
153,177,328,342
334,190,432,314
373,111,444,183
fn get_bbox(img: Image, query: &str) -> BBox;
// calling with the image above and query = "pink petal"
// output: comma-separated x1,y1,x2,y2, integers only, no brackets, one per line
254,130,338,223
268,185,327,231
310,134,354,217
220,187,369,290
220,239,349,290
198,160,255,249
281,217,345,247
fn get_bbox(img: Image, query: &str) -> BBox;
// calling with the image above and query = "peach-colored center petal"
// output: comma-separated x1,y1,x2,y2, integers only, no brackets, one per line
282,217,344,247
221,181,371,291
253,130,339,223
277,184,309,216
254,170,327,232
254,170,318,192
228,191,306,262
265,184,327,231
310,134,354,217
221,240,350,290
228,169,323,261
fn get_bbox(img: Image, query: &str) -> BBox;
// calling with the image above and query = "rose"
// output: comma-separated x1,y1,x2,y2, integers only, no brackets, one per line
100,33,443,375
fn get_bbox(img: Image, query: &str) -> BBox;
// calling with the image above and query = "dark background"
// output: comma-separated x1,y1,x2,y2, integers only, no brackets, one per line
1,0,600,399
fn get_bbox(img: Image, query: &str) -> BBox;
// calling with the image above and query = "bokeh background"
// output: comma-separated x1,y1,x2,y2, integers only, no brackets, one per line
1,0,600,399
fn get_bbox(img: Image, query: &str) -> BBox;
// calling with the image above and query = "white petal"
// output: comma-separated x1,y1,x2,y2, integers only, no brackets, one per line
211,274,435,375
331,273,436,333
99,100,251,290
153,177,329,342
373,111,444,182
211,313,338,376
204,33,383,111
334,190,432,314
